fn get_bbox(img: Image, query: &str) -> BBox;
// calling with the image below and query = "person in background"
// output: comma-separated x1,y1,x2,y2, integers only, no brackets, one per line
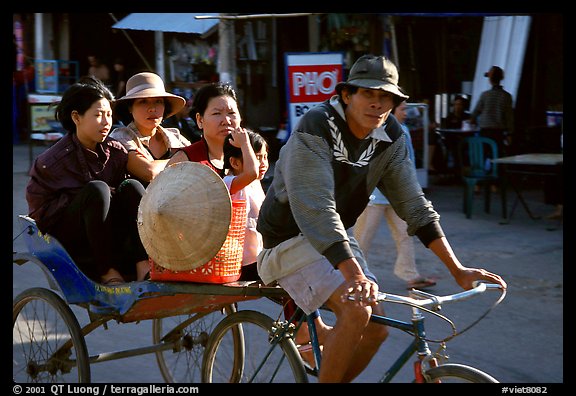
26,76,150,285
441,94,473,178
111,57,128,99
166,82,239,177
446,94,471,129
256,54,507,382
354,101,436,290
162,96,202,143
470,66,514,156
87,54,111,88
110,72,191,185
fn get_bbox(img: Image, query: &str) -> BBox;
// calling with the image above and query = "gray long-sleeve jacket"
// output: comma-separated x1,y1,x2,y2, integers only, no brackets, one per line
257,96,444,272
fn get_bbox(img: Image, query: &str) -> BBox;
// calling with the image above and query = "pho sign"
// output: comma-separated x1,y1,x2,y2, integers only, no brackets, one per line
284,52,344,140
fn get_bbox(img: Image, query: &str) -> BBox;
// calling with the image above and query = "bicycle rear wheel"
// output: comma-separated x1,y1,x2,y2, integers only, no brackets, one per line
13,287,90,383
153,304,235,383
202,310,308,383
423,363,499,383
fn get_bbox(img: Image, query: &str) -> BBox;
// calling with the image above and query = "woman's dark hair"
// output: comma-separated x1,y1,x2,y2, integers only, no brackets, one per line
190,82,238,128
55,76,113,133
113,97,174,126
223,129,268,170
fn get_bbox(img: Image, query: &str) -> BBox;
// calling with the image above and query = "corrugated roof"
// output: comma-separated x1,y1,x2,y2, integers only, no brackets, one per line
112,13,219,34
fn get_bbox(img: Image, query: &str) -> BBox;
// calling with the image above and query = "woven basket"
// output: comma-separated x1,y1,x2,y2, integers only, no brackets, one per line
150,199,247,283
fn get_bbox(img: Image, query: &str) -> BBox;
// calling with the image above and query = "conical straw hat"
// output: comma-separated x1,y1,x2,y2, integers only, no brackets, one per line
137,162,231,271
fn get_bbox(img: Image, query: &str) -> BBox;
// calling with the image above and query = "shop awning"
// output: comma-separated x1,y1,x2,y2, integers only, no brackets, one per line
112,13,218,35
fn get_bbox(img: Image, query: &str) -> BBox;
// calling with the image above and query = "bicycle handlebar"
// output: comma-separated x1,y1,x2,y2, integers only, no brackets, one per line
375,282,504,311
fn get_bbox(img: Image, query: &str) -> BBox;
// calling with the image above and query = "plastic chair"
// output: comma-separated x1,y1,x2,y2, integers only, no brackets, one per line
458,136,505,219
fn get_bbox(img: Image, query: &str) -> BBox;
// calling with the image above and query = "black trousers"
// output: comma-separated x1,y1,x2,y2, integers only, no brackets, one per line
49,179,148,281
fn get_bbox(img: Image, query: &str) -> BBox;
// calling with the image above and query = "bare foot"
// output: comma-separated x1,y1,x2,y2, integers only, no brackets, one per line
295,317,332,345
136,259,151,281
295,318,332,369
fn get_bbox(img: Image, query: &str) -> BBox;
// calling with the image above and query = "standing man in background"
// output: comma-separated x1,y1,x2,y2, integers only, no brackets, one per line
470,66,514,156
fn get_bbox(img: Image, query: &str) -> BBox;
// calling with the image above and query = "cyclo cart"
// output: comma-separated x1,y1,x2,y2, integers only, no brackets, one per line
13,213,294,383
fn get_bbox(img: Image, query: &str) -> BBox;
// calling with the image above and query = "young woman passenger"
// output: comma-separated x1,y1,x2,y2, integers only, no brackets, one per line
26,76,150,285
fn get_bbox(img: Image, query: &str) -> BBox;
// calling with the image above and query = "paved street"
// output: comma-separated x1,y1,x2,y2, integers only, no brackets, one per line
13,143,563,384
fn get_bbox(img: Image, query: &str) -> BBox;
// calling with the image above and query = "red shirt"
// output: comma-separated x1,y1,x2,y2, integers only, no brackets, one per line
179,138,225,177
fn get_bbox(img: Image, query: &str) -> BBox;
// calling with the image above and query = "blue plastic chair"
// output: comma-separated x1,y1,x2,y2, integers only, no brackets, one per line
458,136,506,219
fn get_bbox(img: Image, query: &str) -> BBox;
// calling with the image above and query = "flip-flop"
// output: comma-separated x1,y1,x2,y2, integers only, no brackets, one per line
407,278,437,290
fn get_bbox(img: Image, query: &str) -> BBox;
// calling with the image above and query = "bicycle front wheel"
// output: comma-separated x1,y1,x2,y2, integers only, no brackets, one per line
423,363,499,383
202,310,308,383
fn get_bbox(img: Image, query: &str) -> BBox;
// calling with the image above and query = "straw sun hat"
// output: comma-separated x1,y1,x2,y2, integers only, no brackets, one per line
137,162,232,271
115,72,186,119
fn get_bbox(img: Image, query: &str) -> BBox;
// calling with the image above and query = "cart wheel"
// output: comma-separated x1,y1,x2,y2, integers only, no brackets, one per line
13,287,91,383
201,310,308,383
152,304,236,383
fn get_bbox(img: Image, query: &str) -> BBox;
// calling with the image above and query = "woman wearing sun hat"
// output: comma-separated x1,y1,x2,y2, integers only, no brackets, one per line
110,72,191,184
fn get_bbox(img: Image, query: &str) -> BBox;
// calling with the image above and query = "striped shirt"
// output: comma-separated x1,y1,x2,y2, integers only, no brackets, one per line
257,96,443,273
470,85,514,132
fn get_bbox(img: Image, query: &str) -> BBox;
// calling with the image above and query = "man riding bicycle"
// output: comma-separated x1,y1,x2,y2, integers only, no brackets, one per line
256,54,507,383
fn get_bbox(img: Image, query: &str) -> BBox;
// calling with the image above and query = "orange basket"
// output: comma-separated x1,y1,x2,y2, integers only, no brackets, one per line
150,199,247,283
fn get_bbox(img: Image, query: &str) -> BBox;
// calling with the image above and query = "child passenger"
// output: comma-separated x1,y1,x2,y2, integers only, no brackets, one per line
222,128,328,368
222,128,268,281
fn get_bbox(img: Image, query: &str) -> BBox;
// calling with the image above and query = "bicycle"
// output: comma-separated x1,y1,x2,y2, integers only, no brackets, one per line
201,281,506,383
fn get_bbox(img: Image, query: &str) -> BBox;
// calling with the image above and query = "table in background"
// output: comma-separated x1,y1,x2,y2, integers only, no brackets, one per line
492,153,563,224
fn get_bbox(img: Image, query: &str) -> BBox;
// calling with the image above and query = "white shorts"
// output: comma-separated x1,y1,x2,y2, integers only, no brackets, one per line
271,231,377,315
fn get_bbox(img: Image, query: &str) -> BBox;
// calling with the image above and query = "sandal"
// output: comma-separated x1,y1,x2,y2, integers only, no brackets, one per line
101,277,125,286
296,343,322,369
407,277,437,290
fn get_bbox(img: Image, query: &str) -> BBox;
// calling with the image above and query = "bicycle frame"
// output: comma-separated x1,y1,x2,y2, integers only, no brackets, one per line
370,310,434,383
267,282,503,383
298,306,435,382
